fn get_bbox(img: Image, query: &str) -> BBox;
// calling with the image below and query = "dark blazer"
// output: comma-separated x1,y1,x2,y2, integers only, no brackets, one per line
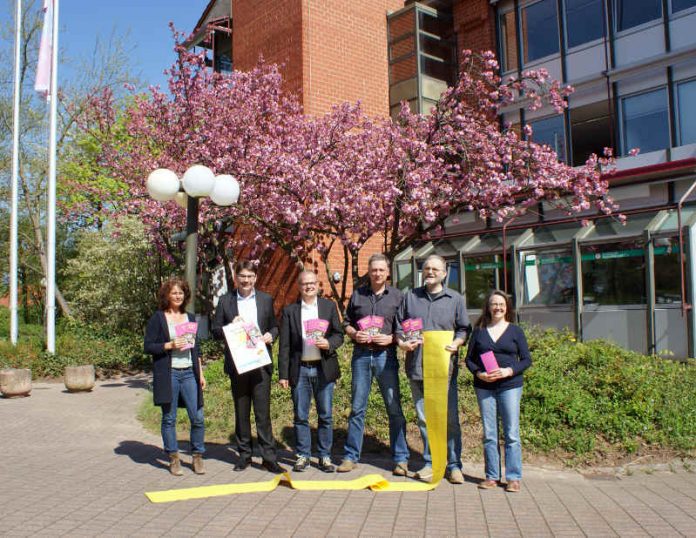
144,311,203,408
278,297,344,387
212,289,279,376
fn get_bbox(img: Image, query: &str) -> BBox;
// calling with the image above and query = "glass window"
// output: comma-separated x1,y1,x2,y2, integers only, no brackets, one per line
419,34,454,63
420,56,454,83
499,10,519,72
677,79,696,146
522,250,575,305
565,0,604,48
522,0,560,63
621,88,669,155
570,101,612,166
463,255,512,309
396,262,413,291
615,0,661,31
672,0,696,13
419,10,453,38
529,115,567,162
581,241,646,305
653,237,682,304
446,261,461,293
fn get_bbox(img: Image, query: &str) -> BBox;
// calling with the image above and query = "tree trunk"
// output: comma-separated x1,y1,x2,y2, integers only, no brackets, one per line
21,176,73,318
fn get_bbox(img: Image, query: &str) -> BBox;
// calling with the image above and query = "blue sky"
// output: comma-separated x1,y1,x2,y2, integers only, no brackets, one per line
4,0,209,89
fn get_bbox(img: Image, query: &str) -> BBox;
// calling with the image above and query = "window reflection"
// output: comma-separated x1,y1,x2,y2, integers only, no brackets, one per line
529,115,567,162
522,250,575,305
582,241,646,305
615,0,661,31
677,79,696,146
621,88,670,155
522,0,560,63
565,0,604,48
654,237,682,304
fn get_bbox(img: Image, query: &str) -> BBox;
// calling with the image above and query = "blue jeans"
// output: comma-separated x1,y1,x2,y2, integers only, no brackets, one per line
409,364,462,471
475,386,523,481
161,368,205,454
291,363,335,459
344,348,409,464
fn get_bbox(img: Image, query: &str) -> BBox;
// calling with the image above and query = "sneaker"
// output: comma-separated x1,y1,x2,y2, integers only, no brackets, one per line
414,465,433,481
293,456,309,472
336,459,357,473
447,468,464,484
392,462,409,477
318,457,335,473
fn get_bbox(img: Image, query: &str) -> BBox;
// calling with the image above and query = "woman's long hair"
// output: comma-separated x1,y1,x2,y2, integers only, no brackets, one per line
158,278,191,313
474,289,515,329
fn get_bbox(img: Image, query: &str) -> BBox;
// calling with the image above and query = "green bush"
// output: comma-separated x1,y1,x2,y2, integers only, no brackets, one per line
0,315,149,377
515,327,696,458
62,216,162,334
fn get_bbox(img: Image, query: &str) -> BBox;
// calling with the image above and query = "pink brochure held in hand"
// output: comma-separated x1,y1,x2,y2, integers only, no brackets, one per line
304,318,329,345
175,322,198,351
480,350,499,373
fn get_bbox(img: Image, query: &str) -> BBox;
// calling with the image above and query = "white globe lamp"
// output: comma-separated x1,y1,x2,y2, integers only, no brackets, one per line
146,168,180,201
210,174,240,206
182,164,215,197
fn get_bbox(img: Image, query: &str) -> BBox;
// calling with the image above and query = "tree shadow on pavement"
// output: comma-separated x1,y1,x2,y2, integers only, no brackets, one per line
100,378,150,390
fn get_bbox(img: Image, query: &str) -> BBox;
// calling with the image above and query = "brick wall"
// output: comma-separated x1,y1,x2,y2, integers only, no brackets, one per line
453,0,496,56
301,0,403,117
233,0,304,96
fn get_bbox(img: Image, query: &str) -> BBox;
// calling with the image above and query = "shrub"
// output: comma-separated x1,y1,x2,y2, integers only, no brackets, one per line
62,216,162,334
0,315,149,377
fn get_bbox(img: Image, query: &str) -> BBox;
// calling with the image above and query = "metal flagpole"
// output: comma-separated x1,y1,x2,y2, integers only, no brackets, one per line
9,0,22,345
46,0,59,353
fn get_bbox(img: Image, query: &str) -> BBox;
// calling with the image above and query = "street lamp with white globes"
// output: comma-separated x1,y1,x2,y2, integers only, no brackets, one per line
146,164,240,313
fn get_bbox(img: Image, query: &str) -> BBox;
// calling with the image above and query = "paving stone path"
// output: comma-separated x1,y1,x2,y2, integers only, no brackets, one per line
1,377,695,537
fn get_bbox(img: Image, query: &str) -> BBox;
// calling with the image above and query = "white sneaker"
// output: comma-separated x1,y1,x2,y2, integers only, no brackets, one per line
414,465,433,481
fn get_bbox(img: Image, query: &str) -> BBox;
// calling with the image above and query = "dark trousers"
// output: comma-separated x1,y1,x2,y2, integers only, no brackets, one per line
230,367,276,462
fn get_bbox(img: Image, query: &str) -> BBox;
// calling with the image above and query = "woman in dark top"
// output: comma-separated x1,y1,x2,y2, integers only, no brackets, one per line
465,290,532,493
144,278,206,476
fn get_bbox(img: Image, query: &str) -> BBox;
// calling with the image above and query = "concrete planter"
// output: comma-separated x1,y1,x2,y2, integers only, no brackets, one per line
64,365,95,392
0,368,32,398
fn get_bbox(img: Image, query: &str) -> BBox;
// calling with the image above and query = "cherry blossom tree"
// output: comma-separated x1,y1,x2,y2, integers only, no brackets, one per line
83,42,619,312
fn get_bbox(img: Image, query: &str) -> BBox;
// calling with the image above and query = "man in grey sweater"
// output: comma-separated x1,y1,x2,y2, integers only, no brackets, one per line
396,254,470,484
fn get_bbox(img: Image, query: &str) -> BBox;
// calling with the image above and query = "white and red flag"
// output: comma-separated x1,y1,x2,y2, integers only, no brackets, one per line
34,0,53,96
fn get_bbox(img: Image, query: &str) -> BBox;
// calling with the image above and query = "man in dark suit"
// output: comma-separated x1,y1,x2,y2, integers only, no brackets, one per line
278,271,344,473
212,260,284,474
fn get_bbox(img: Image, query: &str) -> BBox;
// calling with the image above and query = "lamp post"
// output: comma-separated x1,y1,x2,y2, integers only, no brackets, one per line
146,165,240,313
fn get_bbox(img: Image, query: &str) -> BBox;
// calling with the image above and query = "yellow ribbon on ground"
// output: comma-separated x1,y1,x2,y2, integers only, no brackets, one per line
145,331,453,503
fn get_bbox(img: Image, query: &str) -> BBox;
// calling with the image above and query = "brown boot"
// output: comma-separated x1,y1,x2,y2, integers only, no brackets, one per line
192,453,206,475
169,452,183,476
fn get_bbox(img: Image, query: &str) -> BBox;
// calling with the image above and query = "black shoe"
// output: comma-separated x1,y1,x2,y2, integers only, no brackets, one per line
234,457,251,471
262,460,286,474
318,457,335,473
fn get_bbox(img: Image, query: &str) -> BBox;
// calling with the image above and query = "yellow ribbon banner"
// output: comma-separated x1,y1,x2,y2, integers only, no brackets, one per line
145,331,454,503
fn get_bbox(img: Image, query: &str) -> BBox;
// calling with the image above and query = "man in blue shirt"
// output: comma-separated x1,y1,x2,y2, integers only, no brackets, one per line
397,254,470,484
337,254,410,476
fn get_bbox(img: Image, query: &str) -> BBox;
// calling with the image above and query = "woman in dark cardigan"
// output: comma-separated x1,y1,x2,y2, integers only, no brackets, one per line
144,278,206,475
465,290,532,493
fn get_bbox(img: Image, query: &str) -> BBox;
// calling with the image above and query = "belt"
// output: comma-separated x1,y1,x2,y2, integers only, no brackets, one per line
172,366,192,370
358,343,393,352
300,360,321,367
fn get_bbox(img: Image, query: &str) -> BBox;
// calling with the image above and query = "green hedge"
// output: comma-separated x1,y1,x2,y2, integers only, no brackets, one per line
0,311,149,378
